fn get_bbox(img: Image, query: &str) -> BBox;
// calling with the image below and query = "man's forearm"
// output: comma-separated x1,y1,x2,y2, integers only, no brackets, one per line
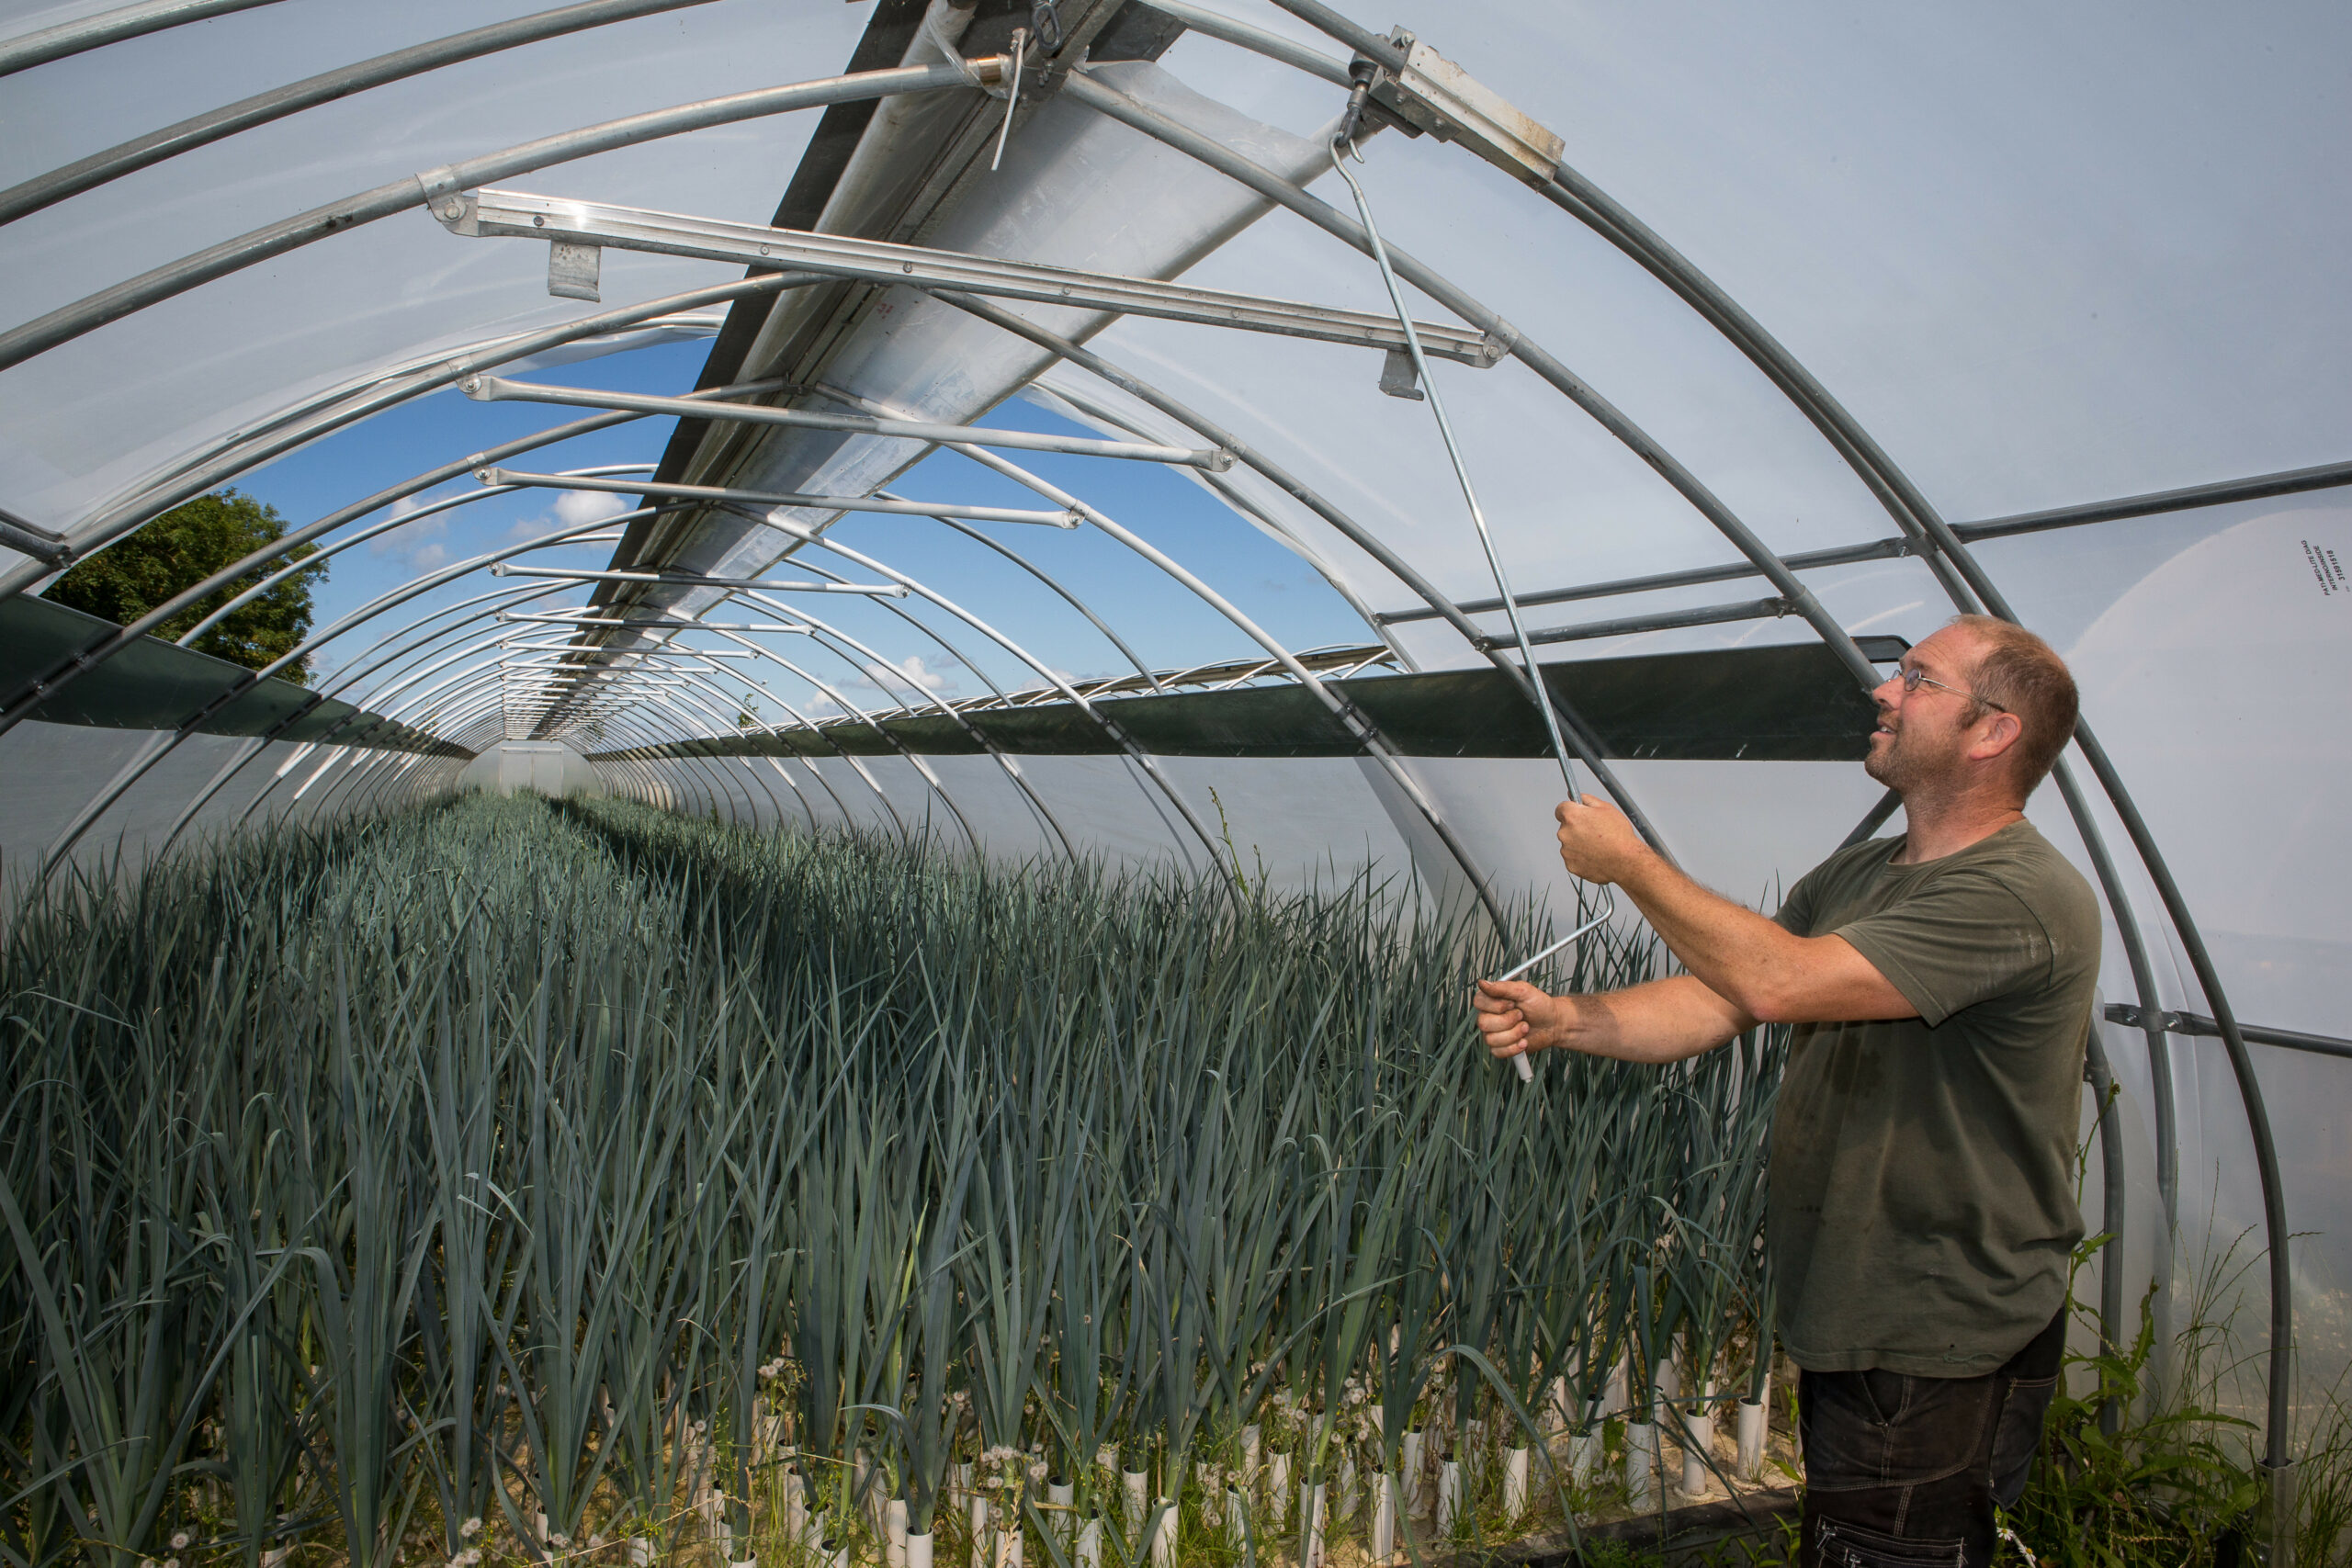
1556,975,1751,1064
1614,852,1811,1021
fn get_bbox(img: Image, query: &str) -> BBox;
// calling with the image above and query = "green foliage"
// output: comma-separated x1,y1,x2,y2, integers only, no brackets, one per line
2000,1228,2352,1567
0,795,1784,1568
40,490,324,683
2003,1274,2257,1563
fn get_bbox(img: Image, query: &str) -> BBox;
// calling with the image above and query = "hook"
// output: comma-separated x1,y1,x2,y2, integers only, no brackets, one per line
991,27,1029,172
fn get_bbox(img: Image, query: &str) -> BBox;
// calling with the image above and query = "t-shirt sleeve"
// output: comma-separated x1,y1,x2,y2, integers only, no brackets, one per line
1772,863,1824,936
1831,869,2054,1029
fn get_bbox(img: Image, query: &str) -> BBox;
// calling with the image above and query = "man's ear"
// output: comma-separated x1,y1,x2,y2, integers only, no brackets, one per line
1971,709,2024,763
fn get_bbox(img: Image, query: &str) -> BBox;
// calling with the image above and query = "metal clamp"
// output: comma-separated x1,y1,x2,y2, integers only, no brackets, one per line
2104,1001,2187,1034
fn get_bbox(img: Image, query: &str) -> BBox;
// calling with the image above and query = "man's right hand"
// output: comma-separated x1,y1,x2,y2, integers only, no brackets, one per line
1477,973,1761,1067
1474,977,1573,1061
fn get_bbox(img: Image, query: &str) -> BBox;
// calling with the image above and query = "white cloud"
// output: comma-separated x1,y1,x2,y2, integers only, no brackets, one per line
368,492,447,558
411,542,447,570
553,489,632,528
856,654,956,699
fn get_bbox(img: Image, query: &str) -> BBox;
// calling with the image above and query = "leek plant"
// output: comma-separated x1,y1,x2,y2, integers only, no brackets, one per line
3,794,1792,1568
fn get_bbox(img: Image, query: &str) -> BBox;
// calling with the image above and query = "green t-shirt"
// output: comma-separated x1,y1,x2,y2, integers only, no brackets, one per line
1767,818,2102,1377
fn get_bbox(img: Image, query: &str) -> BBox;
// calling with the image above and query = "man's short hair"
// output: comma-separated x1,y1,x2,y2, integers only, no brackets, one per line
1951,615,2078,793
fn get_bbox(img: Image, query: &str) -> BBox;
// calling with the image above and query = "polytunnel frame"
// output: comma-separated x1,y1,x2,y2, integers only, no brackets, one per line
162,584,575,847
684,580,1084,857
0,0,2319,1531
1075,0,2305,1505
38,524,658,874
190,580,588,843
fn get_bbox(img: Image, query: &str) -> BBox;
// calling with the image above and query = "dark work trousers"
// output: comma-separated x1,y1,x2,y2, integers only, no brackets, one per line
1797,1307,2069,1567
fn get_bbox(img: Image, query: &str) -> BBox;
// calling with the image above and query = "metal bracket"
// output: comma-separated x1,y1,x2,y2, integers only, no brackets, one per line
2104,1001,2186,1035
548,240,602,302
1377,346,1424,401
1362,30,1565,186
416,166,473,228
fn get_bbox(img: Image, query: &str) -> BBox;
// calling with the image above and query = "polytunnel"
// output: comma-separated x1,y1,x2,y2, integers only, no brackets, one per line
2,0,2346,1562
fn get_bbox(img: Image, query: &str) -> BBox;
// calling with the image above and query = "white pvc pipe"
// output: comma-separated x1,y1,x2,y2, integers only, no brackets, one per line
1680,1413,1713,1495
1736,1399,1768,1482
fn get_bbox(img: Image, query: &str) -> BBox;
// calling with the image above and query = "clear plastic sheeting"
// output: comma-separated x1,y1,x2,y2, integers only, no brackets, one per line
0,0,871,536
2,0,2348,1473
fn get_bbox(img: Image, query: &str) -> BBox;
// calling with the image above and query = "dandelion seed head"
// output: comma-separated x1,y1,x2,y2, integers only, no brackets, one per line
172,1535,192,1551
463,1518,485,1539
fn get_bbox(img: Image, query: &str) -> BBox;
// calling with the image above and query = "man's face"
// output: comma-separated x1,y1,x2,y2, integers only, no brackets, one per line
1863,627,1987,793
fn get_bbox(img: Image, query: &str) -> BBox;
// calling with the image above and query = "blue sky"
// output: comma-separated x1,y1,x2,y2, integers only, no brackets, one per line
233,335,1374,726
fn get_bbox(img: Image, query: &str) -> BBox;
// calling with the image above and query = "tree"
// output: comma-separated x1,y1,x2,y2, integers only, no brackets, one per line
43,490,327,685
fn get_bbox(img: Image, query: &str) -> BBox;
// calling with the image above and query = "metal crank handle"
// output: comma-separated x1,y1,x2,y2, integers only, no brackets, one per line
1490,894,1618,1081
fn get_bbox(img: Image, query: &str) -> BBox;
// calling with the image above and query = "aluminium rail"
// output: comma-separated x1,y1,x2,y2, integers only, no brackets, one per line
437,187,1507,367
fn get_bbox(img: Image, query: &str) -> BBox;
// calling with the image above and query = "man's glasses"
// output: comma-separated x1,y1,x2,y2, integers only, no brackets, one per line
1897,663,2007,713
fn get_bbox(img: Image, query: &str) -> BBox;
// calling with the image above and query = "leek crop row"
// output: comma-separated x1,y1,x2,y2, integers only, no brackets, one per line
0,795,1785,1568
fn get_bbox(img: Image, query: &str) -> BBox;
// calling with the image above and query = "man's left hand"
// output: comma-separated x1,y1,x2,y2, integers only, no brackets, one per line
1555,794,1653,886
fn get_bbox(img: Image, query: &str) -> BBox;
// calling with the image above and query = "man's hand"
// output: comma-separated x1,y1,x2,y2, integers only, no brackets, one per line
1473,973,1761,1066
1555,794,1655,886
1474,977,1575,1061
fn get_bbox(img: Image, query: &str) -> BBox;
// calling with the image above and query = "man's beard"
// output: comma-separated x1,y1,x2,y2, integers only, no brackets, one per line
1863,727,1918,792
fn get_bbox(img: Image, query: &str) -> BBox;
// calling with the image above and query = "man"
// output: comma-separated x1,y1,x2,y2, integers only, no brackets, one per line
1473,615,2100,1567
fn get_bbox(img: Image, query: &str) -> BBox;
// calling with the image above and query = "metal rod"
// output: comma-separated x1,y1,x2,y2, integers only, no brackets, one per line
1133,0,1351,85
2106,1004,2352,1064
1384,450,2352,625
0,61,983,375
171,464,653,648
1382,540,1915,625
443,186,1503,368
1494,906,1616,985
730,525,1238,880
478,466,1080,527
487,564,906,594
500,613,808,631
1327,136,1610,1077
1499,597,1792,649
0,0,725,224
1954,457,2352,542
1256,0,1401,69
0,0,286,78
920,431,1515,931
924,289,1668,854
2052,757,2172,1390
1059,68,1883,696
10,277,808,608
466,375,1232,468
32,516,652,874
